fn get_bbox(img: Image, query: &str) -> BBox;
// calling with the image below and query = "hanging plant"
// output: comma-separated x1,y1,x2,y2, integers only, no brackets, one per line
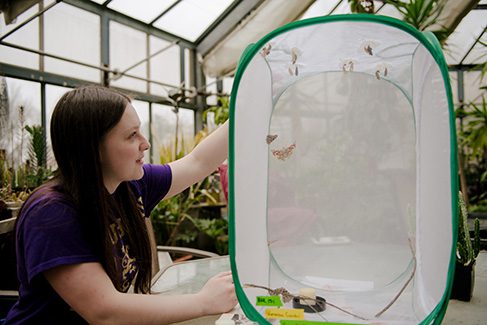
383,0,449,45
348,0,375,13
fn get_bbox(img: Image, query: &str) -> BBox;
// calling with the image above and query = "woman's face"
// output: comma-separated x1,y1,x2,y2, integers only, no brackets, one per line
99,103,150,193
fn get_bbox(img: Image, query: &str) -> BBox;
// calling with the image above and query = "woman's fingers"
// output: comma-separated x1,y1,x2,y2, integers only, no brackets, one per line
215,270,232,277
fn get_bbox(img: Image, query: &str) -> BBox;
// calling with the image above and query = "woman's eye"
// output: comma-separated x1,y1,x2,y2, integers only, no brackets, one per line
130,132,137,138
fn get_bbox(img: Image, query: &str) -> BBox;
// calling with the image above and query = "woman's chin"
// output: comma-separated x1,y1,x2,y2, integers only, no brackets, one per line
134,167,145,180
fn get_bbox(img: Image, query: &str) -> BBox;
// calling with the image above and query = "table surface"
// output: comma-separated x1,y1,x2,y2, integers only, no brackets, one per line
151,255,231,325
151,255,230,294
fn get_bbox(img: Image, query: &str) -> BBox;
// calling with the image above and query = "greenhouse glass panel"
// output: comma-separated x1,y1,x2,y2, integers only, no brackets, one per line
462,32,487,65
152,0,234,42
301,1,403,20
44,3,100,83
149,36,180,97
223,77,234,94
1,78,41,170
300,0,343,19
132,100,151,163
151,104,194,164
204,76,234,106
45,0,57,7
110,21,147,93
45,84,70,169
179,107,195,145
444,9,486,65
205,76,218,106
374,3,402,19
108,0,178,24
0,6,39,70
132,100,150,140
464,71,487,103
151,103,177,164
332,0,356,15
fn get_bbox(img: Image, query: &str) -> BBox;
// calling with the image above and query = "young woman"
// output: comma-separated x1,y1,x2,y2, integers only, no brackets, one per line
5,86,236,324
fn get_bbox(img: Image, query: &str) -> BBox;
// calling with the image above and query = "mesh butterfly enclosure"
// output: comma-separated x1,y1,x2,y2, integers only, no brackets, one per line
229,14,457,325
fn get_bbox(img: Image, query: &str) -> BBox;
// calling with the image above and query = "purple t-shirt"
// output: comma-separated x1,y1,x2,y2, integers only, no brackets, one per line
5,164,171,324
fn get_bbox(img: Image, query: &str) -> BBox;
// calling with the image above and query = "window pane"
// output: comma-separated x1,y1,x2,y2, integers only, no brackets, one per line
132,100,151,163
464,71,487,103
223,76,233,94
151,105,194,164
178,108,195,144
444,10,486,65
152,103,177,163
149,36,180,97
301,0,344,19
463,32,487,65
153,0,233,42
0,78,41,170
205,76,218,106
110,21,147,92
45,84,71,169
44,3,101,82
0,6,39,70
108,0,178,24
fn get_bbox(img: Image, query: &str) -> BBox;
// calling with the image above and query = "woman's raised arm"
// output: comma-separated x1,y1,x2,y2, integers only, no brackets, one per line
166,120,229,199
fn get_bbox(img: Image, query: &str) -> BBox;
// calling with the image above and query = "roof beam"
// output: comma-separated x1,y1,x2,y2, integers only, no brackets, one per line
0,62,197,109
196,0,264,57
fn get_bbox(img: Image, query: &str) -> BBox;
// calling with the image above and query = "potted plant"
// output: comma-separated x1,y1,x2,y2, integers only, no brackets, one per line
0,151,27,222
150,99,230,254
457,96,487,209
451,191,481,301
151,132,227,253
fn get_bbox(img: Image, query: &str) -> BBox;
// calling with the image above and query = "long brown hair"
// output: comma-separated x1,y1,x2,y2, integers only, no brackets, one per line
45,85,152,293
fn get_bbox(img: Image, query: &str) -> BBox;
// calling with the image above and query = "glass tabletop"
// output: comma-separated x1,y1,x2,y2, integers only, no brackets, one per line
151,255,230,295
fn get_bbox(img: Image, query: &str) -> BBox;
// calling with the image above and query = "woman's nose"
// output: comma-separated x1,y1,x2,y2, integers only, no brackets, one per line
141,136,150,151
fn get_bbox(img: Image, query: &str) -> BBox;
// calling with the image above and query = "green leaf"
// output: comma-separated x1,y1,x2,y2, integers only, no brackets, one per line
457,192,474,265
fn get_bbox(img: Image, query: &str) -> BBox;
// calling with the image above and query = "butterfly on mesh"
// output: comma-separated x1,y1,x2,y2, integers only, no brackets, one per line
271,143,296,161
260,43,272,58
266,134,278,144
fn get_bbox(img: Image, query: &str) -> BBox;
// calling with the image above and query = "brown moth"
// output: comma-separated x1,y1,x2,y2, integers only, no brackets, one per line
271,143,296,161
266,134,278,144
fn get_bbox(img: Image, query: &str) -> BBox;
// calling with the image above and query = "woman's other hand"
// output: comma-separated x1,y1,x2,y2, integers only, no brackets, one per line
196,271,237,315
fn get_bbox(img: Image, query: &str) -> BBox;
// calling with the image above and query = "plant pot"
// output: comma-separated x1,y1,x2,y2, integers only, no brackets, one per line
0,200,22,221
450,260,475,301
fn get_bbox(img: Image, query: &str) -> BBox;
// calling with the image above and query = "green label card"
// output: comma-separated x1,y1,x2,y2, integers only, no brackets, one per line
256,295,283,307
